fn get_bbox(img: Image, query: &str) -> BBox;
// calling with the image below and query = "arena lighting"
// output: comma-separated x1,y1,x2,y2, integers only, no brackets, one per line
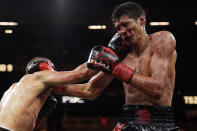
62,96,85,103
88,25,107,30
184,96,197,104
0,22,18,26
7,64,13,72
0,64,6,72
195,21,197,25
149,22,170,26
0,64,13,72
5,29,13,34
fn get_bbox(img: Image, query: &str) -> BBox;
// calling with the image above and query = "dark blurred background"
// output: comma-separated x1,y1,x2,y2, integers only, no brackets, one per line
0,0,197,130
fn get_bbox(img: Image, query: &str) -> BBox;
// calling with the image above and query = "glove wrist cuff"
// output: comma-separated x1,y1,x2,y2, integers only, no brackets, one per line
112,63,135,83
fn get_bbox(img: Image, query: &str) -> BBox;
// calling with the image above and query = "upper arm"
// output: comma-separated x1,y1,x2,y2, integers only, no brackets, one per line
150,31,176,86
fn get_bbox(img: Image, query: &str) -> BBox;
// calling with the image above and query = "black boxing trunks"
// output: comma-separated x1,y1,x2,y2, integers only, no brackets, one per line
0,127,11,131
113,105,180,131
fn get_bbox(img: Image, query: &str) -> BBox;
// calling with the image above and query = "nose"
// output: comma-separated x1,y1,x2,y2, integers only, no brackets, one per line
120,27,126,34
119,27,126,40
119,27,127,39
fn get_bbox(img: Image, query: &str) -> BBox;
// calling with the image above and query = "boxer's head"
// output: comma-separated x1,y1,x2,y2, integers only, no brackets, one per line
26,57,55,74
112,2,146,45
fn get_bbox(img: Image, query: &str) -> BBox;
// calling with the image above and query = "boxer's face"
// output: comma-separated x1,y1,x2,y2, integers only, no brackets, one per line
114,15,145,45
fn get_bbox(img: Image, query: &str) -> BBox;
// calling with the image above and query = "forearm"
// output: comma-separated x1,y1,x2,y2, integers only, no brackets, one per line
130,74,163,100
62,72,114,100
108,63,164,100
56,62,98,84
39,62,99,86
62,83,96,100
52,70,98,85
51,70,90,85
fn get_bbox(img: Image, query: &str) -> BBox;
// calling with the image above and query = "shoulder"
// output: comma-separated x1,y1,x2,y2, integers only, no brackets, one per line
20,74,34,82
19,72,48,83
31,70,54,81
151,31,176,46
0,83,15,103
151,31,176,57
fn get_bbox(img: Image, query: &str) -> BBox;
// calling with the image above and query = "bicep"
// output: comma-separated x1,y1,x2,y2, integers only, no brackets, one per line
151,32,176,85
150,55,171,84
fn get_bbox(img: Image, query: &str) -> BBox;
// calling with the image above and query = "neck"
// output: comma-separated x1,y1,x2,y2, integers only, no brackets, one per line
132,27,150,56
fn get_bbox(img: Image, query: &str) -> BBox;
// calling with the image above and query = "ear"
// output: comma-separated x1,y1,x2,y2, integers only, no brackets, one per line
138,15,146,25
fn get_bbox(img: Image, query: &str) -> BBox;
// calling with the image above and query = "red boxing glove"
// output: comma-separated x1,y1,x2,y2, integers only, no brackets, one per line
26,57,55,74
39,62,54,71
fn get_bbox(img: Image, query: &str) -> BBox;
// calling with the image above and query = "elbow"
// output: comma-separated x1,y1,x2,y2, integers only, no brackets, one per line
151,92,162,100
86,93,100,101
151,82,164,100
86,90,100,101
87,96,97,101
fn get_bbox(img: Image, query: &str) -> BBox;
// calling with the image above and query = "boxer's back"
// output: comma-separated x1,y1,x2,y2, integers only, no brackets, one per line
0,74,49,131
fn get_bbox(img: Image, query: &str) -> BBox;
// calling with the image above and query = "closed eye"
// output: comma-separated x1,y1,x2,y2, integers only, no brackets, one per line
115,27,120,32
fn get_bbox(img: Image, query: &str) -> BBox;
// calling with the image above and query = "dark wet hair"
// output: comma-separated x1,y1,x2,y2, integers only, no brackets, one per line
112,2,145,22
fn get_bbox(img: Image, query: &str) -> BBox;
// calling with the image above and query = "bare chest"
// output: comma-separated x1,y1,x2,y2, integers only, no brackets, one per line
121,49,154,104
122,50,152,76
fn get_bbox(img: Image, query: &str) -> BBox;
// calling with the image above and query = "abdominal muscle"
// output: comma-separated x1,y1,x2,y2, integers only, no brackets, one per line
123,83,173,106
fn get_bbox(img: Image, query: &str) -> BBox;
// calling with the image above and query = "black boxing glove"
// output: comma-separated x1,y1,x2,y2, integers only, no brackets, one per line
26,57,57,117
108,33,131,60
38,95,57,118
87,46,135,83
87,45,119,74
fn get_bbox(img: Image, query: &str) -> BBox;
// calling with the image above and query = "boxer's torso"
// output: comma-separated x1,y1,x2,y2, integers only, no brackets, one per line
0,74,50,131
122,31,177,106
